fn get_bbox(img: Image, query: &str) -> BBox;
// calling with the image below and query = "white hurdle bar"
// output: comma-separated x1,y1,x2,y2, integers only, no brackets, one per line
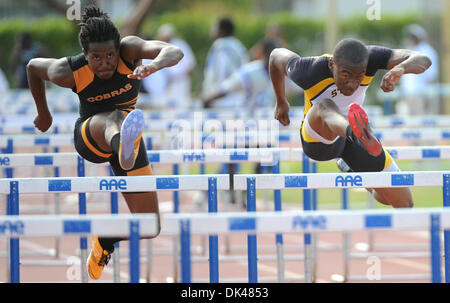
3,113,450,134
1,174,229,283
3,145,450,167
2,129,450,151
0,214,158,283
233,171,450,283
163,208,450,283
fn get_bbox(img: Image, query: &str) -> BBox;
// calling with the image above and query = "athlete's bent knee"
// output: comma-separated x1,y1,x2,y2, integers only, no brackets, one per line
391,199,413,208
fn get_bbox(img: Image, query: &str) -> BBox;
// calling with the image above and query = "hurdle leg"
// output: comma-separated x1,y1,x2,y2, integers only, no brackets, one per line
302,154,313,283
272,158,285,283
54,193,61,258
77,157,89,283
247,177,258,283
108,167,122,283
208,177,219,282
199,163,208,256
172,164,180,282
311,161,318,283
129,220,140,283
180,219,191,283
145,239,153,283
261,165,271,210
3,141,16,282
8,181,20,283
222,163,232,254
443,174,450,282
341,188,350,282
430,213,442,283
111,197,121,282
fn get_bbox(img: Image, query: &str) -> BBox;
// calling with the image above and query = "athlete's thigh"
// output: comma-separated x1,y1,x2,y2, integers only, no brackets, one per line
373,187,413,208
122,192,159,213
300,121,346,161
74,116,113,163
88,112,114,151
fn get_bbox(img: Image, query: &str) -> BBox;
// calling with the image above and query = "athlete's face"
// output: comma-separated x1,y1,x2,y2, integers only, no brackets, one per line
329,59,367,96
84,40,119,80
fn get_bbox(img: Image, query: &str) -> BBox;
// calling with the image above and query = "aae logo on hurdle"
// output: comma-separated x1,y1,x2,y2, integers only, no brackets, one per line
183,152,205,162
0,221,24,235
99,179,127,190
292,216,327,230
335,175,363,187
0,156,10,166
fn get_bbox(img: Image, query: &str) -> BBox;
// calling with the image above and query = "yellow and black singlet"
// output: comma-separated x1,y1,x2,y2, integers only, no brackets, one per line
67,53,140,120
285,46,393,116
285,46,398,173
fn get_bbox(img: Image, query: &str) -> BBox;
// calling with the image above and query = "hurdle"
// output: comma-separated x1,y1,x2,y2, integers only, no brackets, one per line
0,213,158,283
2,205,447,283
0,148,290,282
3,146,450,282
3,128,450,152
162,207,449,283
3,115,450,135
233,171,450,283
0,174,229,283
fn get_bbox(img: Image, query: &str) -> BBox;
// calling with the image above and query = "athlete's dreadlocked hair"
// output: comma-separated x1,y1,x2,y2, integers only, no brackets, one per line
78,6,120,52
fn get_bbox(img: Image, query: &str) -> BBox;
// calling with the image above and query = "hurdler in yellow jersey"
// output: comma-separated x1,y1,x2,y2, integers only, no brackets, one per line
269,38,431,208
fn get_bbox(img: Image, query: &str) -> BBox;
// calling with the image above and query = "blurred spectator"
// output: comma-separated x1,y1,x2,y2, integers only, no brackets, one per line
250,21,287,61
142,24,196,109
201,38,301,113
202,16,249,108
397,24,439,115
0,66,9,94
11,32,47,88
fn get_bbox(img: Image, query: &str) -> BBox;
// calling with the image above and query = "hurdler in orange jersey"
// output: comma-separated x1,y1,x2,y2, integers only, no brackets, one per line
26,5,183,280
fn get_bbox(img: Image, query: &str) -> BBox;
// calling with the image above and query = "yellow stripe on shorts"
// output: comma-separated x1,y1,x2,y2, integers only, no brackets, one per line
81,118,112,159
383,148,394,170
301,122,320,143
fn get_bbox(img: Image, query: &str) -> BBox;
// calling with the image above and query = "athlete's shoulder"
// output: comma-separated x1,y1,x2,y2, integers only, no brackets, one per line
66,53,88,71
366,45,393,76
286,54,333,90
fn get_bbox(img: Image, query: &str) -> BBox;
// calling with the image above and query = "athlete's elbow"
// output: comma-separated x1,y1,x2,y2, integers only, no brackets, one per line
269,48,283,64
415,53,432,74
171,46,184,63
26,58,37,73
423,54,432,71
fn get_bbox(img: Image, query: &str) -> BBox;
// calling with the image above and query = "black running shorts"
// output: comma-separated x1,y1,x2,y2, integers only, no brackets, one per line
74,116,153,176
300,121,394,172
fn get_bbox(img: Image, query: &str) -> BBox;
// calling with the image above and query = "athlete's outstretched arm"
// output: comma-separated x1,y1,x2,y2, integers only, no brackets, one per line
381,49,432,92
120,35,184,80
269,48,298,126
26,57,75,132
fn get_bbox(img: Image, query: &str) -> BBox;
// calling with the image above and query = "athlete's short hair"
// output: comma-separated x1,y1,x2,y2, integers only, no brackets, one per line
78,6,120,52
333,38,369,66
